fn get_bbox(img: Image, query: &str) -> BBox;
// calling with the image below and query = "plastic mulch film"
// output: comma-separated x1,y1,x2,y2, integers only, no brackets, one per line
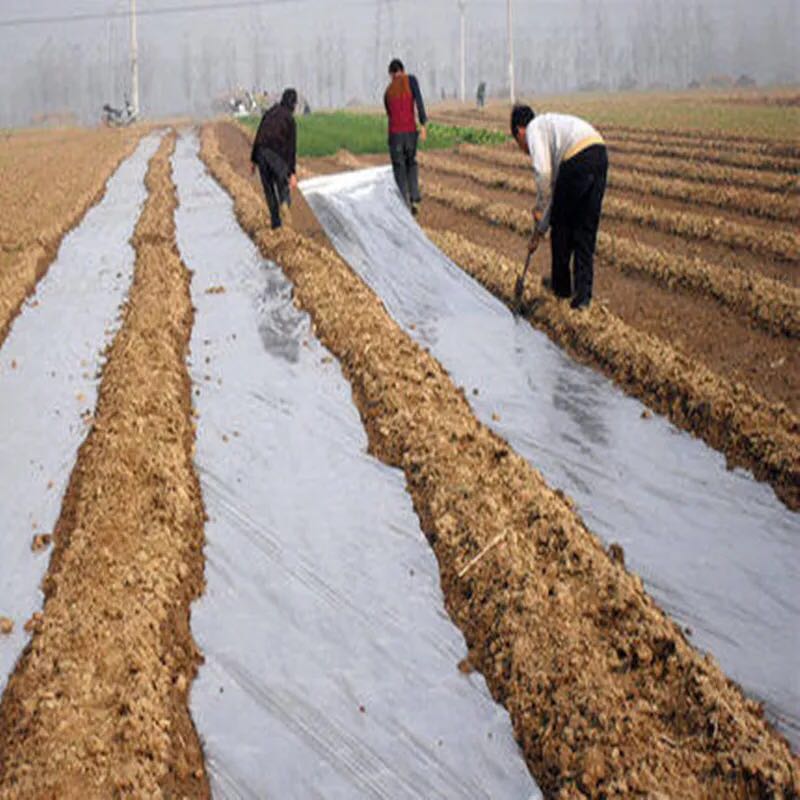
301,166,800,749
0,134,163,692
173,135,542,799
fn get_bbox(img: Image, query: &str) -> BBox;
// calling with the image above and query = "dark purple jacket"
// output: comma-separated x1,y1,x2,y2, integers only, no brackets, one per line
251,103,297,176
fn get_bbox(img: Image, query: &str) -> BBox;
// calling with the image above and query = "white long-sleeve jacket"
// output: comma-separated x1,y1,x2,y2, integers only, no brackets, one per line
526,113,604,234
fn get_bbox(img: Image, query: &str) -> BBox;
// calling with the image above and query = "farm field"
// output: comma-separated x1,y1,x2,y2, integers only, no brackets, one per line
433,87,800,140
0,90,798,799
241,111,505,156
0,126,144,346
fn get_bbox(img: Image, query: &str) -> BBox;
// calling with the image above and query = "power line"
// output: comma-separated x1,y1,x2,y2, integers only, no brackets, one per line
0,0,343,29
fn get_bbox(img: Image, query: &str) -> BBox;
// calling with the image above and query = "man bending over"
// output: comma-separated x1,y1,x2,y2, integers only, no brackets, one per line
511,104,608,310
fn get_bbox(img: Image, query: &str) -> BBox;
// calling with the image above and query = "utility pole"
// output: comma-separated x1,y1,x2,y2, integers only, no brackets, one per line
130,0,140,117
506,0,516,104
458,0,467,103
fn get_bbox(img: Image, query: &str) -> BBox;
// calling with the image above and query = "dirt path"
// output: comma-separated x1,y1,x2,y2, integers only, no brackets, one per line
204,120,799,799
0,134,209,799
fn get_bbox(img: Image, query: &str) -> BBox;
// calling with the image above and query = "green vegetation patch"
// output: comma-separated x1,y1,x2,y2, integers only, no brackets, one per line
242,111,506,157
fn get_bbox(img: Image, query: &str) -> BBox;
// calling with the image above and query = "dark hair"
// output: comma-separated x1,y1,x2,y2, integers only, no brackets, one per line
510,104,535,137
388,59,405,74
281,88,298,111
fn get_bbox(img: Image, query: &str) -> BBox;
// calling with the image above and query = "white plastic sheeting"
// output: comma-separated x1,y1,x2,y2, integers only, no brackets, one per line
0,133,162,692
301,166,800,749
173,136,541,799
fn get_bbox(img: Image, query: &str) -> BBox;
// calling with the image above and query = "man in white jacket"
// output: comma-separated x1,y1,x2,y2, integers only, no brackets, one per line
511,105,608,310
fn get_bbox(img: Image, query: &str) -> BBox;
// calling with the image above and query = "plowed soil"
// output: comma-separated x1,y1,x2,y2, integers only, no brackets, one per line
206,120,799,798
0,126,144,347
216,123,800,511
0,134,209,799
434,190,800,401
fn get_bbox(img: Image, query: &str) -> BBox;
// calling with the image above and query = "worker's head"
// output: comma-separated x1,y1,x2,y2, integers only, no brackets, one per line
280,88,298,113
388,59,405,77
510,104,535,153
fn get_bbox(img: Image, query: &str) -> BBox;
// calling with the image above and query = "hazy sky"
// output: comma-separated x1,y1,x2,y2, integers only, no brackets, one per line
1,0,797,124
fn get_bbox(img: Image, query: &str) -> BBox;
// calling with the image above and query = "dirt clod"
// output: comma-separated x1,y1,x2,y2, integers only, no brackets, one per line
30,534,52,552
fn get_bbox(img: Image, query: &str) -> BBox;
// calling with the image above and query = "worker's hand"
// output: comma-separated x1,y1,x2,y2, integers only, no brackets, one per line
289,174,298,191
532,208,544,225
419,125,428,143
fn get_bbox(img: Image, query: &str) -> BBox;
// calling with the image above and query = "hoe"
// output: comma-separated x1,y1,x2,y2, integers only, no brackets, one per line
513,247,536,315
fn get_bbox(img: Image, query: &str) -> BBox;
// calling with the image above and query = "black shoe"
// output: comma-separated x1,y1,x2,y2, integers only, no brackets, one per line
410,201,420,216
570,295,591,310
542,276,571,299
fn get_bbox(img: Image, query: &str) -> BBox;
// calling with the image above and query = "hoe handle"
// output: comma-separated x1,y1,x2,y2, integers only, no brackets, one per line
514,250,534,307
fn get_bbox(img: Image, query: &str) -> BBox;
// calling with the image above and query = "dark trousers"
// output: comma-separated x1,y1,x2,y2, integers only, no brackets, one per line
388,132,421,207
549,144,608,303
255,149,289,230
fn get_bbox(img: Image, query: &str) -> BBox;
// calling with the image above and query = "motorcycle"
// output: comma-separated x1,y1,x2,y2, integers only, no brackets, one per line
102,100,137,127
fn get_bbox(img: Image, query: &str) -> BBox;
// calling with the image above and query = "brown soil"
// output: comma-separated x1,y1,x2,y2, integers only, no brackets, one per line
433,108,800,172
321,149,800,508
0,134,209,799
202,121,800,799
0,128,143,349
421,152,800,264
415,170,800,410
215,121,339,250
453,143,799,223
418,162,800,340
421,151,799,286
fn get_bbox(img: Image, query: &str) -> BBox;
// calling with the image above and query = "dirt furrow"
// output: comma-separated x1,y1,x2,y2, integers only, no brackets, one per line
434,108,800,156
443,147,794,232
457,141,799,198
420,152,800,260
434,107,800,161
0,133,209,799
0,132,142,349
612,149,799,194
421,174,800,338
432,111,800,172
202,122,799,799
606,139,800,174
427,228,800,510
594,124,800,159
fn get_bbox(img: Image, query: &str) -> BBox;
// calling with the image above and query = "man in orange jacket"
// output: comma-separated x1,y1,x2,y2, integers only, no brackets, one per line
384,59,428,215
